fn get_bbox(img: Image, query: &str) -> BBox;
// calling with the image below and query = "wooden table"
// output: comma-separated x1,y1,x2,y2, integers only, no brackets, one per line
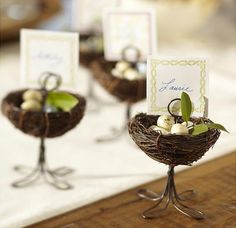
29,152,236,228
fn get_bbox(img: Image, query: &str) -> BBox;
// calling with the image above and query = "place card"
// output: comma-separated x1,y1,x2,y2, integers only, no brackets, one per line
72,0,121,34
103,9,157,61
147,57,209,117
20,29,79,88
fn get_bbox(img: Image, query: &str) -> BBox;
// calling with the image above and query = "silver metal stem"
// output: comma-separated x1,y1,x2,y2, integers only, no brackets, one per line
137,166,205,220
12,138,74,190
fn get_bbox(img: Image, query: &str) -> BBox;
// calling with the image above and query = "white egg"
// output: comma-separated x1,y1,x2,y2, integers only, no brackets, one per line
149,125,170,135
23,90,43,102
115,61,130,73
111,68,123,78
157,115,175,130
182,121,194,129
21,100,42,111
123,68,140,80
171,124,189,135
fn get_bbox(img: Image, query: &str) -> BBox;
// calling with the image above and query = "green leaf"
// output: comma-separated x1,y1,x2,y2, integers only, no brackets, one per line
181,92,192,123
46,92,79,112
191,124,208,136
206,123,229,133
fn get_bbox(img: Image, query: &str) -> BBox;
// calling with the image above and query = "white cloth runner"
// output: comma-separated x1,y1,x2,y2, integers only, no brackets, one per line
0,41,236,228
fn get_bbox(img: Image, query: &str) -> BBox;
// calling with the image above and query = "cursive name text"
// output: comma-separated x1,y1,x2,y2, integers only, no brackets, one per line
33,52,63,67
159,78,193,93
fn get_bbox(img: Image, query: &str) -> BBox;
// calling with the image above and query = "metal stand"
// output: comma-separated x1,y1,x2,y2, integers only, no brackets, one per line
96,103,131,143
12,138,74,190
138,166,205,219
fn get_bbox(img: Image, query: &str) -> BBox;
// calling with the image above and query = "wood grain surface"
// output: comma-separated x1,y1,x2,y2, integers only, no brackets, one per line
29,152,236,228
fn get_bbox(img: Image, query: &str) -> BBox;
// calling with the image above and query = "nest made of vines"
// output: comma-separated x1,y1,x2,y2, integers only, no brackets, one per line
90,58,146,103
80,50,103,68
1,89,86,138
80,34,103,68
128,113,220,166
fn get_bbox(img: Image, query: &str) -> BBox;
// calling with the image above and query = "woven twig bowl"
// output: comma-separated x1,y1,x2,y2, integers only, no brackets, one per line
1,89,86,138
80,34,103,68
90,58,146,103
80,51,103,68
128,113,220,166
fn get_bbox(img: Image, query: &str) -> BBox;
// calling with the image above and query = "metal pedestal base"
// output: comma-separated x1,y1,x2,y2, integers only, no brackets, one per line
12,138,74,190
96,103,131,143
138,166,205,220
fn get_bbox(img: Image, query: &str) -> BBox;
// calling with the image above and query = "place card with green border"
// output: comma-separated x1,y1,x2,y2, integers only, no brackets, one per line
147,57,209,117
20,29,79,88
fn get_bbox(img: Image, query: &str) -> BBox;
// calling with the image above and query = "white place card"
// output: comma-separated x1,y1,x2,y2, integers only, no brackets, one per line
20,29,79,88
103,9,157,61
72,0,121,34
147,57,209,117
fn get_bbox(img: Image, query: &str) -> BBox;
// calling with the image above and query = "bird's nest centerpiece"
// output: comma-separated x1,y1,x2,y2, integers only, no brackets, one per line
80,33,104,68
90,46,146,142
128,92,226,219
79,33,104,111
1,72,86,190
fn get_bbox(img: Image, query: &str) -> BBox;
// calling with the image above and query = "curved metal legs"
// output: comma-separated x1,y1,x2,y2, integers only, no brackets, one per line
12,138,74,190
96,103,131,143
137,166,205,220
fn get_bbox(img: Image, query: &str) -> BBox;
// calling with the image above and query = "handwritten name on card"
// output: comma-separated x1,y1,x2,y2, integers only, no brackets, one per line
147,58,209,117
159,78,193,93
103,9,157,61
20,29,79,88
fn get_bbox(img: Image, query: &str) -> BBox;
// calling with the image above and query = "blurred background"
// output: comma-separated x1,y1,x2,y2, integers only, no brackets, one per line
0,0,235,227
0,0,235,121
0,0,235,42
0,0,235,92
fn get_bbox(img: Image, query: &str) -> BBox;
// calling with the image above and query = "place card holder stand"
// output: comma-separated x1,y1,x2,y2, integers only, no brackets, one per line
90,45,146,142
1,72,86,190
128,99,220,219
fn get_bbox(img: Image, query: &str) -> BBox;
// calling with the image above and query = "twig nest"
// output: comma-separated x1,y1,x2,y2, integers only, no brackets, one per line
21,100,42,111
90,58,146,103
157,115,175,130
149,125,170,135
87,36,103,52
79,34,104,68
80,35,103,53
171,123,189,135
128,113,220,166
1,89,86,138
23,90,43,102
